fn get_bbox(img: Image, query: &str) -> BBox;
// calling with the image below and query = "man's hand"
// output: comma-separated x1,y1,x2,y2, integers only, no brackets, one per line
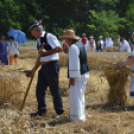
63,46,69,53
55,46,63,52
118,62,126,68
69,78,75,86
38,49,47,56
128,56,132,59
24,70,33,77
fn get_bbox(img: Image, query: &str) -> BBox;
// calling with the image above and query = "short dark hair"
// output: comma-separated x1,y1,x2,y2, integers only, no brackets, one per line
9,37,14,40
120,38,123,42
31,25,43,31
1,36,6,40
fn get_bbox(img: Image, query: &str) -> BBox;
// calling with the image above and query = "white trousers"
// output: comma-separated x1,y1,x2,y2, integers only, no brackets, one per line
130,76,134,98
69,77,87,121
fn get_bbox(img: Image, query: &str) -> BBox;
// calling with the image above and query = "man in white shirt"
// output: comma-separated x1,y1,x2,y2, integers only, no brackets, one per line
119,38,131,52
105,35,113,49
59,29,90,122
25,20,64,117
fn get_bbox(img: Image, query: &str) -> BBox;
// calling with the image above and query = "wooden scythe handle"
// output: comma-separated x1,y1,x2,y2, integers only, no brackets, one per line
20,43,45,111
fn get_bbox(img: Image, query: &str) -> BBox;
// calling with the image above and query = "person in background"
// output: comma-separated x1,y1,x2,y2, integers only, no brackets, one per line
112,38,115,44
59,29,90,122
116,35,120,48
96,41,102,52
80,33,88,51
0,36,8,65
118,49,134,98
117,35,120,44
89,35,96,46
99,35,104,51
104,35,113,50
123,37,126,40
87,39,96,52
128,39,133,51
119,33,134,98
118,38,131,52
62,40,69,53
8,37,19,65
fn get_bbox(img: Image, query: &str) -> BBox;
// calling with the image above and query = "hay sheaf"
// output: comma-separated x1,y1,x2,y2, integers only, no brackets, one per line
102,63,133,107
59,52,130,70
0,65,26,108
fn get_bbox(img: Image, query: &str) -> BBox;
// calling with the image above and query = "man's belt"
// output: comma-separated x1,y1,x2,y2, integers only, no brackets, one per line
41,60,57,65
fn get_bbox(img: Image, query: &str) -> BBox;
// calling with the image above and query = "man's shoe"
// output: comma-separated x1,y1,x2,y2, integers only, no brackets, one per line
30,110,47,117
53,114,63,119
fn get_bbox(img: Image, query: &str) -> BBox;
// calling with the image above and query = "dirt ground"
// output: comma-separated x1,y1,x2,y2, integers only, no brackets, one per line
0,49,134,134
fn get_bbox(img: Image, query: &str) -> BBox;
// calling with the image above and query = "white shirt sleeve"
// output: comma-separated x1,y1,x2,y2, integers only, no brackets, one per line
47,33,60,49
86,39,88,46
94,40,96,47
84,40,88,51
110,39,114,46
69,45,81,78
94,43,96,49
126,43,131,52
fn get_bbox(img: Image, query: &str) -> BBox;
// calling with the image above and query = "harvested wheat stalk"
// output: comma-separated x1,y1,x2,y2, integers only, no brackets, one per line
101,62,133,106
0,65,26,108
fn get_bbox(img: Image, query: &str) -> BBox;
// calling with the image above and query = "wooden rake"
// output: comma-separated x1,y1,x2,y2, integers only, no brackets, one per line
20,43,45,111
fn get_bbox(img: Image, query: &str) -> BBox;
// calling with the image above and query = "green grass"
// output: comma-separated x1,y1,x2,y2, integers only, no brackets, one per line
7,39,63,46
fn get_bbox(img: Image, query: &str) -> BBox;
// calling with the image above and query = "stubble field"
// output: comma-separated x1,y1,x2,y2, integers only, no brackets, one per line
0,46,134,134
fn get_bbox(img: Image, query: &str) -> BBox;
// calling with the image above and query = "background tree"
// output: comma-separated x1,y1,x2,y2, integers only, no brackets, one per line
0,0,134,41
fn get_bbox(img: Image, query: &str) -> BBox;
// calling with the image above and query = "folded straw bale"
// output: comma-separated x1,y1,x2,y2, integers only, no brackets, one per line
102,64,132,106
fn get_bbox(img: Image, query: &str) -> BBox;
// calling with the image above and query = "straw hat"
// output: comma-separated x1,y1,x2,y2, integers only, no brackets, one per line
82,33,86,37
99,35,103,38
59,29,80,40
89,35,94,39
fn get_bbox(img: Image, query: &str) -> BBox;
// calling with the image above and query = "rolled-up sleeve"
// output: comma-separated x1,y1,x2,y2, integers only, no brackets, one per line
47,33,60,49
126,43,131,52
69,45,80,78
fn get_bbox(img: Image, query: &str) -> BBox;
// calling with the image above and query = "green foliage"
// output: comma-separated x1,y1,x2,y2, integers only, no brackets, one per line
0,0,134,40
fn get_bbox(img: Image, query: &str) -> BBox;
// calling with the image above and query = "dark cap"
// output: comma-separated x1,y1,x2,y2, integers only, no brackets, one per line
29,20,39,30
9,37,14,40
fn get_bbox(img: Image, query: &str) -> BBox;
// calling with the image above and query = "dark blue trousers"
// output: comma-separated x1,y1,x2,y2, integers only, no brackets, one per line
36,61,64,115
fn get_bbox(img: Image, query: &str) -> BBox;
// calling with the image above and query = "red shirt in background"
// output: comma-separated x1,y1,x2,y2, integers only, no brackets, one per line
81,37,87,45
62,43,69,53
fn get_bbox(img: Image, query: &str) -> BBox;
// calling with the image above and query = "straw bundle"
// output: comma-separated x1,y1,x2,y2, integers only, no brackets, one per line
59,53,68,67
102,63,133,106
106,46,118,52
0,65,25,107
59,52,130,70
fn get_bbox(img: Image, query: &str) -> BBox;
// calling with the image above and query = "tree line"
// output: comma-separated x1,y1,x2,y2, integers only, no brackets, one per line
0,0,134,41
